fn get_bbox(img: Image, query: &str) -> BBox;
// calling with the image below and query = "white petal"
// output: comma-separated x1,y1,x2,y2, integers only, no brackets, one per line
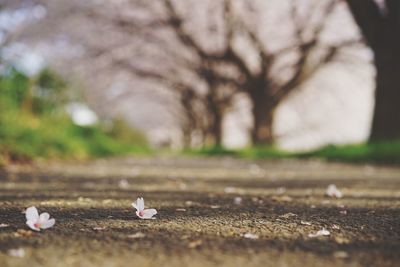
26,220,40,231
137,197,145,211
243,233,259,239
308,228,330,238
142,209,157,219
26,206,39,221
326,184,343,198
39,212,50,223
132,202,138,211
40,218,55,229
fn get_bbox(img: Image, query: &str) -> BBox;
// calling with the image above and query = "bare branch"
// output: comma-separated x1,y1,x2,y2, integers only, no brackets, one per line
162,0,207,58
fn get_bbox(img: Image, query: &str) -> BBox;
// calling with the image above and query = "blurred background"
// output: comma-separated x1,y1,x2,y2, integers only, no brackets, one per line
0,0,399,163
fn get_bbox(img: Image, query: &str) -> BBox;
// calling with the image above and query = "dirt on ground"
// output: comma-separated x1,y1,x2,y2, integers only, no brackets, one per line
0,157,399,267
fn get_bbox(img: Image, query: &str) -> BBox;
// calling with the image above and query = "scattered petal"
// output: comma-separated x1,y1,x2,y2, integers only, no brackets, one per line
243,233,259,239
8,248,25,258
93,227,106,231
40,218,55,229
308,228,330,238
300,221,312,226
326,184,343,198
128,232,146,239
276,187,286,194
224,187,237,193
176,208,186,212
249,164,263,175
25,206,39,222
210,205,220,209
118,179,129,189
25,206,55,231
188,239,203,248
271,195,293,202
340,210,348,215
185,201,194,206
179,183,187,190
39,212,50,222
332,224,340,230
233,197,242,205
0,223,9,228
132,197,157,219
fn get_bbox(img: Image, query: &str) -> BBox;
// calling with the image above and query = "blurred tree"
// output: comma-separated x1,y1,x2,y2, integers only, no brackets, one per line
346,0,400,141
50,0,359,147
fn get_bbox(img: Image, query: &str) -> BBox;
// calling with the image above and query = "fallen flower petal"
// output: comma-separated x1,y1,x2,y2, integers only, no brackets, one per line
176,208,186,212
25,206,55,231
308,228,330,238
8,248,25,258
93,227,106,231
243,233,259,239
233,197,242,205
326,184,343,198
188,239,203,248
224,187,237,193
132,197,157,219
118,179,129,189
0,223,9,228
128,232,146,239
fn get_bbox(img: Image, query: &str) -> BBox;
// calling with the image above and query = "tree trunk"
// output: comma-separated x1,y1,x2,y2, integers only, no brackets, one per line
369,31,400,140
250,86,275,145
205,93,223,147
370,58,400,140
210,110,223,146
345,0,400,141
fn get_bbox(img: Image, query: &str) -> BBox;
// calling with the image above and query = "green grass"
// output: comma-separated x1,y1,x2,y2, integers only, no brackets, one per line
297,141,400,164
189,141,400,164
0,68,149,164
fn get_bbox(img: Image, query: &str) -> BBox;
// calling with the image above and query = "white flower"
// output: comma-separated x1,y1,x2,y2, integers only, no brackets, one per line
308,228,330,238
132,197,157,219
326,184,343,198
25,206,55,231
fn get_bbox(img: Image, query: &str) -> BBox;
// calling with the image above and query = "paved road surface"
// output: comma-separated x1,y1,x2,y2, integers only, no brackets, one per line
1,157,399,267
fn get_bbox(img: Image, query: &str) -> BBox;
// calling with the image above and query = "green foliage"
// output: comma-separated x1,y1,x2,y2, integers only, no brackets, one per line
190,142,400,164
107,118,148,146
0,68,149,163
187,145,290,159
297,141,400,164
32,68,68,115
